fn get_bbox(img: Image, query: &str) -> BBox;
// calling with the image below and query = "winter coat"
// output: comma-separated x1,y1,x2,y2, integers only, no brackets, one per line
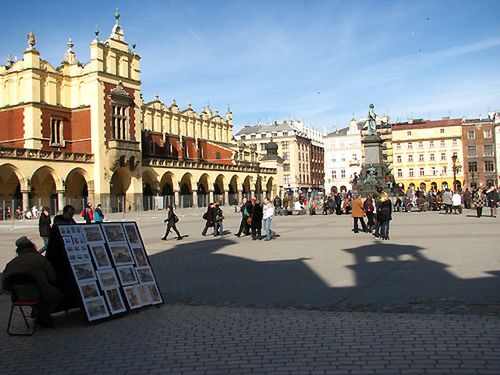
378,199,393,221
2,245,62,304
351,197,366,218
165,210,178,226
38,213,51,237
204,206,217,226
240,202,251,218
251,203,263,229
94,207,104,222
473,194,487,208
442,191,453,205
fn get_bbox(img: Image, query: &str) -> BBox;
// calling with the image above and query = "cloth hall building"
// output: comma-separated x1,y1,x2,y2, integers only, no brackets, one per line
0,12,277,214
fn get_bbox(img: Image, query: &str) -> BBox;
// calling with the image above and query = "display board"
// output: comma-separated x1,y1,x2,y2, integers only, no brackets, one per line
57,222,163,322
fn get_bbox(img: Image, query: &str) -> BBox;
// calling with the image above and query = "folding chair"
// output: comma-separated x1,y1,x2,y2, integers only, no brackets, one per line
6,274,42,336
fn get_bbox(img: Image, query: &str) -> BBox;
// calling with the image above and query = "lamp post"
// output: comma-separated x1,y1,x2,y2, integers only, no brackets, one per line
451,153,462,192
470,170,476,189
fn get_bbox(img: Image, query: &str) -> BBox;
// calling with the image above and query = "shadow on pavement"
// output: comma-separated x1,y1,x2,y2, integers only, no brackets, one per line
150,239,500,308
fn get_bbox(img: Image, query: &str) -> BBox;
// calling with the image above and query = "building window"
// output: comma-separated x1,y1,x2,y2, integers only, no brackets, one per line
440,140,445,147
332,170,337,179
282,132,288,136
467,145,477,157
251,135,256,139
431,167,436,175
419,154,424,162
397,169,403,177
352,153,357,161
261,134,267,138
241,135,246,140
148,141,155,154
396,155,402,163
409,168,414,177
111,104,128,140
484,129,492,138
418,142,423,149
419,167,425,176
261,144,266,151
284,175,290,185
50,118,64,146
407,131,412,136
271,132,277,137
440,128,445,134
408,155,414,162
408,142,413,149
484,144,494,157
441,153,446,161
430,153,435,161
283,152,289,160
341,169,346,178
396,143,401,149
467,130,475,139
452,139,458,147
284,164,290,172
282,141,289,150
485,160,495,172
442,166,447,174
468,161,478,173
429,140,434,148
215,152,221,160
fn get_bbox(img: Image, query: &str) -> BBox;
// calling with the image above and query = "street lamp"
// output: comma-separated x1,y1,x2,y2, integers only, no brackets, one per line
451,153,462,191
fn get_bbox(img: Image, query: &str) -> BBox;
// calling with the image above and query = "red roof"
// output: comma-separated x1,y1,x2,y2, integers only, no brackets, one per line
392,118,462,131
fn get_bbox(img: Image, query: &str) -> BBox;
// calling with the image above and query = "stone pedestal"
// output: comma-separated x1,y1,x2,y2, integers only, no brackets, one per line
356,135,388,196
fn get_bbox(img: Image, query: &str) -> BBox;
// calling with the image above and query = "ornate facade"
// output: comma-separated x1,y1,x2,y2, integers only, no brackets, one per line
0,12,277,214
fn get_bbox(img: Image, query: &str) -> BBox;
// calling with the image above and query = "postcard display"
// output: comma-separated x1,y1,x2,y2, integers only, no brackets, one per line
57,222,163,322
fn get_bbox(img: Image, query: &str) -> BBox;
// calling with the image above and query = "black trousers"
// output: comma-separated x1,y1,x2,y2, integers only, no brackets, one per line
252,227,262,239
353,217,367,232
236,217,250,236
476,207,483,218
164,224,181,239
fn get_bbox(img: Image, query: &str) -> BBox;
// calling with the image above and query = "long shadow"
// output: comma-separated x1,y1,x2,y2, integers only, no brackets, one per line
150,239,500,307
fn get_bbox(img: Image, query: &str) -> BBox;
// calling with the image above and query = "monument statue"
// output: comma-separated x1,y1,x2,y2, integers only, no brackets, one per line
367,103,377,136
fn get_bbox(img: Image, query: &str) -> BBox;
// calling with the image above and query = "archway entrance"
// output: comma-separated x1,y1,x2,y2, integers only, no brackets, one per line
142,171,158,211
160,172,175,209
242,176,251,198
65,168,88,212
197,174,210,208
266,177,274,199
179,173,193,208
214,175,224,205
110,168,131,213
430,182,438,191
255,177,263,201
419,182,427,192
0,164,23,218
453,180,462,192
228,175,239,205
31,167,59,214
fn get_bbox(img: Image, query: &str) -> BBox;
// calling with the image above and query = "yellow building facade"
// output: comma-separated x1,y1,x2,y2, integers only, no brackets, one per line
392,118,465,191
0,12,277,214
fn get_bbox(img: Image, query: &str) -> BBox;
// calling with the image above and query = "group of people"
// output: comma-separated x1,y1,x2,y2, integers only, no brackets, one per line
350,188,393,240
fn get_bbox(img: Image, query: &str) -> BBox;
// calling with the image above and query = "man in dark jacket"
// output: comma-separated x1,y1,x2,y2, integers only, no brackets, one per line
38,207,51,253
202,203,218,236
250,198,263,240
235,197,251,237
53,205,77,225
3,236,63,327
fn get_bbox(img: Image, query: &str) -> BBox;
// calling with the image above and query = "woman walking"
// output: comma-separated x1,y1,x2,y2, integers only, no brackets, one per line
473,189,487,218
378,193,393,240
94,203,104,223
214,203,224,236
161,206,182,240
351,192,368,233
363,194,376,233
38,206,51,253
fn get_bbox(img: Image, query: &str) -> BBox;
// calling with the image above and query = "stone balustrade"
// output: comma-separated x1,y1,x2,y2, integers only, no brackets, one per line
0,147,94,163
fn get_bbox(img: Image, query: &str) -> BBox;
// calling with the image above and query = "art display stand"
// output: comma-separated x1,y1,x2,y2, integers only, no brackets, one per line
48,222,163,323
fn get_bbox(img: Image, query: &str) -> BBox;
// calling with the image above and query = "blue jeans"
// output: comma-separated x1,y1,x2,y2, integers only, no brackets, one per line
263,217,275,240
380,221,390,237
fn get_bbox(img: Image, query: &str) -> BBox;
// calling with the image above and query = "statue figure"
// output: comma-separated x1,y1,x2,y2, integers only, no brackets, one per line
363,166,378,185
367,103,377,136
27,31,36,49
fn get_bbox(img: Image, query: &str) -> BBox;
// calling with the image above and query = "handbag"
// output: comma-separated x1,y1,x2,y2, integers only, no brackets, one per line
246,217,252,225
174,215,179,223
202,212,208,220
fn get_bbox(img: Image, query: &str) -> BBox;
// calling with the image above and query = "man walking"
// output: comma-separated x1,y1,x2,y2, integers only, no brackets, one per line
263,197,277,241
235,197,251,237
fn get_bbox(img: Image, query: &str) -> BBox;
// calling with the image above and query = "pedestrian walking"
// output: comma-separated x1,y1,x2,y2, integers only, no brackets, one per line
214,203,224,236
363,194,375,232
235,197,251,237
82,202,94,224
94,203,104,223
250,197,263,240
473,190,487,218
38,206,51,254
202,202,217,236
486,185,498,218
351,192,368,233
262,197,277,241
161,206,182,240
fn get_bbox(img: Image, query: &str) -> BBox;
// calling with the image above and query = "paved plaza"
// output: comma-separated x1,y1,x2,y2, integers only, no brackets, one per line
1,209,499,374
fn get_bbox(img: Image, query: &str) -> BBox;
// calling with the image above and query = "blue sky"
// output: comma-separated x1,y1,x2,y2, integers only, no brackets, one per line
1,0,499,132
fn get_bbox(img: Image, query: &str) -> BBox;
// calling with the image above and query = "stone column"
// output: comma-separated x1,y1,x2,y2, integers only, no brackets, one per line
22,191,30,212
250,190,255,199
192,191,198,208
224,190,229,206
174,191,180,208
57,191,65,213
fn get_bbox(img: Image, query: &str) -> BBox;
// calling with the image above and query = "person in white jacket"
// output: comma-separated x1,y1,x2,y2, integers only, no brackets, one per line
263,197,277,241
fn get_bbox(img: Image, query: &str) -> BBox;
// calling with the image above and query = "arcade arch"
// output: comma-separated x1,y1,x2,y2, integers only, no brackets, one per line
65,168,89,212
214,174,225,204
179,173,193,208
197,173,210,207
160,172,176,208
110,168,131,212
30,166,60,213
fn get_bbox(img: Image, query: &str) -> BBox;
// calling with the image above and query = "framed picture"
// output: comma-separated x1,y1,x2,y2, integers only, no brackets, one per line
123,223,140,245
79,281,101,300
131,246,148,267
65,244,75,253
83,225,105,243
68,254,78,263
145,282,163,304
102,223,127,243
123,286,141,309
135,284,152,306
83,296,109,321
89,244,111,269
135,266,155,283
104,288,126,314
63,236,73,246
96,269,120,290
117,265,138,286
58,226,70,236
109,243,134,265
72,262,96,282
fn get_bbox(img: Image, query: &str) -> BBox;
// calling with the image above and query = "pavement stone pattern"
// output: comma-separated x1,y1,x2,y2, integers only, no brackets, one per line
1,209,500,374
1,302,499,374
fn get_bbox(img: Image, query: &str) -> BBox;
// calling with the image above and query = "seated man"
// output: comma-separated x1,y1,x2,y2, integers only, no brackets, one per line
2,236,63,327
